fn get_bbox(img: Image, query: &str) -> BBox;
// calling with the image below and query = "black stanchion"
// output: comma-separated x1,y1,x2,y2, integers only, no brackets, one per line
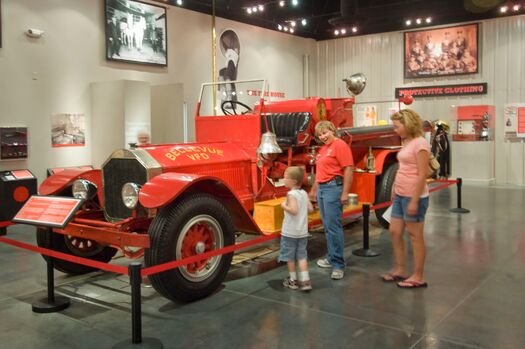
32,232,70,313
113,262,162,349
0,227,6,236
352,204,380,257
449,177,470,213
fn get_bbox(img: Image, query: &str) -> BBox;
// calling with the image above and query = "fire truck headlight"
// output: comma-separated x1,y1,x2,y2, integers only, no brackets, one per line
122,182,141,209
72,179,97,200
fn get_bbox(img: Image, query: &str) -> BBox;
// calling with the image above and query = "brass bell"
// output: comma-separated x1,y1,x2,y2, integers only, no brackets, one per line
257,131,282,160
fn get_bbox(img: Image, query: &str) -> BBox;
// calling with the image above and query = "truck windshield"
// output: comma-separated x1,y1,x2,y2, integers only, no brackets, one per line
198,79,268,117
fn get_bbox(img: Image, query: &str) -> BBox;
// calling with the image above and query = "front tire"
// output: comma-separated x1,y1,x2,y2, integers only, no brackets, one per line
145,193,235,302
36,228,117,275
375,163,398,229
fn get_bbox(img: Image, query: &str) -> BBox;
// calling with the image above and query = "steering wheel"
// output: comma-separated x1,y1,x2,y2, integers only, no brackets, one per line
221,100,253,115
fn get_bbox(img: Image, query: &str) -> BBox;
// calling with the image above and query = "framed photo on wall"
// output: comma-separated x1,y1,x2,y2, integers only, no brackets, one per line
404,23,479,78
104,0,167,66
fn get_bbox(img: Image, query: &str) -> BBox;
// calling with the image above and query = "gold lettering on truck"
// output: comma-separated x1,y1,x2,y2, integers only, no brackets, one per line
165,147,225,161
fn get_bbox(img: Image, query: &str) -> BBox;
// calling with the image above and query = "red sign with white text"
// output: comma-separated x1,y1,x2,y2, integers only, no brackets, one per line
12,196,83,228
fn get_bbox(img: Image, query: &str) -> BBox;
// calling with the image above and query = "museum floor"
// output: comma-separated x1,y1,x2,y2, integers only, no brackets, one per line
1,184,524,349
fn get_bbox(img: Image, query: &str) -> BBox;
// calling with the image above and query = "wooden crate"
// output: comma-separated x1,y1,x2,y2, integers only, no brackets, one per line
253,197,286,234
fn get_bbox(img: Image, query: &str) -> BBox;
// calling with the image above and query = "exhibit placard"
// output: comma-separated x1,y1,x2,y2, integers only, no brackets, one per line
12,196,83,229
395,83,487,98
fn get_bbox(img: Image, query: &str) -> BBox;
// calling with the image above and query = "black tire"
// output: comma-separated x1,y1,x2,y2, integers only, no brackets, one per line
375,162,399,229
145,193,235,302
36,227,117,275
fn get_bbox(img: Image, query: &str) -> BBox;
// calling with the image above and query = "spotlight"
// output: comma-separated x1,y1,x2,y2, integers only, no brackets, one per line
500,6,508,13
301,19,307,26
352,27,357,33
341,28,346,34
279,1,285,6
176,0,182,5
284,26,289,31
334,29,340,35
425,17,432,23
416,18,422,24
513,5,520,11
290,21,296,27
247,8,252,14
259,5,264,11
278,24,283,30
406,19,412,26
252,6,258,12
292,0,298,6
290,28,295,33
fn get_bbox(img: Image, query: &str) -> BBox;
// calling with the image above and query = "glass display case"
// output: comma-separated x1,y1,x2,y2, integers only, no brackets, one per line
451,105,495,141
0,127,28,160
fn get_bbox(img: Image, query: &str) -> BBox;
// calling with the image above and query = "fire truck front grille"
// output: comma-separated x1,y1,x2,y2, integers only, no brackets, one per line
102,158,147,221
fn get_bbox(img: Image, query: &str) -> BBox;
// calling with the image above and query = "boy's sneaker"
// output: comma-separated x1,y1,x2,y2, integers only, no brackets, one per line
331,269,344,280
298,280,312,291
283,277,299,290
317,258,331,268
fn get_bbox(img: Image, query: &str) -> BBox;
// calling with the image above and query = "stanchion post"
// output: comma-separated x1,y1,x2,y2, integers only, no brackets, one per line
352,204,380,257
113,262,163,349
450,177,470,213
32,231,70,313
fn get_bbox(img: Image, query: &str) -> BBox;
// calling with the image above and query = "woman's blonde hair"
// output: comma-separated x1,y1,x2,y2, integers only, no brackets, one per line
390,109,423,138
315,120,337,136
284,166,304,185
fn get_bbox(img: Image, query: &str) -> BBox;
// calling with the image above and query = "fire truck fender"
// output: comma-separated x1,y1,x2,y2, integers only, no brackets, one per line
139,172,262,234
373,149,399,174
39,169,102,196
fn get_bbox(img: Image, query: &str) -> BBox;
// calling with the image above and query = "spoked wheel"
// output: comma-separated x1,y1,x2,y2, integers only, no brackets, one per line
145,193,235,302
375,162,399,229
221,100,252,115
36,227,117,275
177,215,224,282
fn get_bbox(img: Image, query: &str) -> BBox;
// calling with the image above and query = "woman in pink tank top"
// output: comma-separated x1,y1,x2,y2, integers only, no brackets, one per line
382,109,430,289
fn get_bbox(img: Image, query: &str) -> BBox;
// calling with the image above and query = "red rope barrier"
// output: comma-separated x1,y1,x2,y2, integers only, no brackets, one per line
142,233,280,277
0,236,128,275
0,179,459,279
429,181,456,193
0,221,15,228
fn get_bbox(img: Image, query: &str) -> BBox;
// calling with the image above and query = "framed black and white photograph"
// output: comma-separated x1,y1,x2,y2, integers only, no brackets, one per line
404,23,479,79
104,0,167,66
1,0,3,48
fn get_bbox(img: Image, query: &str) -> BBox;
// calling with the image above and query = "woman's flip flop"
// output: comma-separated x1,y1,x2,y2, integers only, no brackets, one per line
397,280,428,288
381,273,408,282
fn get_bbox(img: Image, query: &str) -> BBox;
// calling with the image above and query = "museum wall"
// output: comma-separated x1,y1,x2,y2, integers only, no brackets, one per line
316,15,525,185
0,0,315,180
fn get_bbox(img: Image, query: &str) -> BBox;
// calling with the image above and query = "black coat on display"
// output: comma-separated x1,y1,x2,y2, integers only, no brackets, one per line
431,126,450,178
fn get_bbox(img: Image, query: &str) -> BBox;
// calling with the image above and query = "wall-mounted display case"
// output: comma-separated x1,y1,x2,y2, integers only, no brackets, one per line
0,127,28,160
451,105,494,141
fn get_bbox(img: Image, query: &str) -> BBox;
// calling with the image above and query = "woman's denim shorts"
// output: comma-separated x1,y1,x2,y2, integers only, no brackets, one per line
278,236,308,262
391,194,429,222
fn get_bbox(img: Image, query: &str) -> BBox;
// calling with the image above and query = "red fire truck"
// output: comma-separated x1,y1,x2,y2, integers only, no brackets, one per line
35,78,405,302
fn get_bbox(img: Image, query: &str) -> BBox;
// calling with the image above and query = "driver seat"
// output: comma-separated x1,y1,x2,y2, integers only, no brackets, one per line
261,112,312,147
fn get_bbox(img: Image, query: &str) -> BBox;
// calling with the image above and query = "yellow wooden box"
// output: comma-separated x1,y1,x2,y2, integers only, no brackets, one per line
253,197,286,234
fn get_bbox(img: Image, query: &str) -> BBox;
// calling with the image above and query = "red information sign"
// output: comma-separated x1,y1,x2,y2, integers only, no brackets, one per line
11,170,34,180
12,196,83,228
518,107,525,135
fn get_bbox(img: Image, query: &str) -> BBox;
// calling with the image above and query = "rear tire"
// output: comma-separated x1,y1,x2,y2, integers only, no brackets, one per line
375,163,399,229
36,227,117,275
145,193,235,302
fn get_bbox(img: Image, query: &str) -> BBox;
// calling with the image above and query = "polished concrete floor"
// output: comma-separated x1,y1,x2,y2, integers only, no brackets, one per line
1,184,525,349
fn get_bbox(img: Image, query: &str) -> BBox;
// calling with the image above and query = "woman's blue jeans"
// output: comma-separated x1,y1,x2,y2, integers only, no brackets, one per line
317,180,345,270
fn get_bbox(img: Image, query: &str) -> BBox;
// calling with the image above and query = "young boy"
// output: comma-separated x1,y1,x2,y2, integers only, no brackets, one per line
279,166,314,291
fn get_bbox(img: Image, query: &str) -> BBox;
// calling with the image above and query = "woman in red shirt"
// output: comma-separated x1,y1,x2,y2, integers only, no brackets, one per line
309,121,354,280
383,109,430,288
